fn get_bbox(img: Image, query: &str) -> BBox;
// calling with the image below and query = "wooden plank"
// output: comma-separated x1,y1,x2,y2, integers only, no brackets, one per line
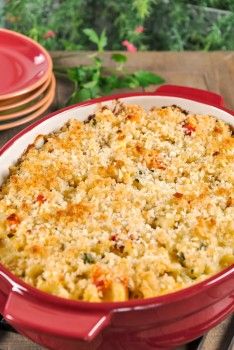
51,51,233,108
198,316,234,350
204,51,234,109
0,52,233,149
51,51,231,73
0,331,44,349
217,53,234,109
144,71,207,93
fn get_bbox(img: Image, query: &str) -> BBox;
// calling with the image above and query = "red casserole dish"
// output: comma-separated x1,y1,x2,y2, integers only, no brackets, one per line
0,85,233,350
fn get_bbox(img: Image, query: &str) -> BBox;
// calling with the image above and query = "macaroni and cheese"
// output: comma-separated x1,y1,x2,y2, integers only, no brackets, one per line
0,103,233,301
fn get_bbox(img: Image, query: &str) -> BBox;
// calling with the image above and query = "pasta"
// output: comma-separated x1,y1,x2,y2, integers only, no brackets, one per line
0,102,233,301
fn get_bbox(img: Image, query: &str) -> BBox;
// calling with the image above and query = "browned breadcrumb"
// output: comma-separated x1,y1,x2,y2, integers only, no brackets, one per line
0,102,233,301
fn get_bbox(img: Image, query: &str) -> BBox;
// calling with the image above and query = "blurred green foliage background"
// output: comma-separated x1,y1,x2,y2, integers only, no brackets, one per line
1,0,234,51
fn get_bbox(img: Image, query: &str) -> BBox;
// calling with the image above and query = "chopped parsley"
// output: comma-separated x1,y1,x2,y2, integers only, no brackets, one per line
83,253,95,264
177,251,186,265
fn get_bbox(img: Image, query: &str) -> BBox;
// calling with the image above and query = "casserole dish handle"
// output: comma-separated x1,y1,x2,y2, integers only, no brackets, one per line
3,291,112,341
154,84,225,107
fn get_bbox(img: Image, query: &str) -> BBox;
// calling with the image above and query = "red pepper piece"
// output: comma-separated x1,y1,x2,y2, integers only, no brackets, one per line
7,213,20,225
36,194,46,204
183,123,196,136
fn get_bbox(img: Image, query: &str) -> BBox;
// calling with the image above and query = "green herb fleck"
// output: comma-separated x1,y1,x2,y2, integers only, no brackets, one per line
190,268,197,279
199,242,208,250
177,251,186,265
83,253,95,264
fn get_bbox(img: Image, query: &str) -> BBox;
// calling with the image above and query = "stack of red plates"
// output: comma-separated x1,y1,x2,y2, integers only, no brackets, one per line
0,29,55,131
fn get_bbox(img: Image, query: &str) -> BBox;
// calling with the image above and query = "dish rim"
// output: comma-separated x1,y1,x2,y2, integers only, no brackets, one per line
0,88,233,309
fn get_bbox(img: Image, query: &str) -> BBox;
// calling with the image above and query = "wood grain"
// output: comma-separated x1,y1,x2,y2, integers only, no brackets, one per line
0,51,233,148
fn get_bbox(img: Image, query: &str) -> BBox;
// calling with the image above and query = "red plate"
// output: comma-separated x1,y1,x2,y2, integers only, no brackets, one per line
0,29,52,100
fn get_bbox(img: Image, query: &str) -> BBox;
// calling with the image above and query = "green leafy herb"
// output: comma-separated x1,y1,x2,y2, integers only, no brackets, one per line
177,251,186,265
56,28,164,105
111,53,128,71
83,253,95,264
67,88,92,105
111,53,128,63
83,28,107,52
133,70,165,87
199,242,208,250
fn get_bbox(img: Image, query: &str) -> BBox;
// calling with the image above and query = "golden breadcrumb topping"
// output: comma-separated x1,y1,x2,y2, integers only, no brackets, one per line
0,102,233,301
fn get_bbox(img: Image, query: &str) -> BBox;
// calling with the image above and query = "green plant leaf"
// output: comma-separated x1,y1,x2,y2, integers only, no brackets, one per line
133,70,165,87
122,75,140,89
99,29,107,52
111,53,127,63
100,74,125,93
67,88,92,105
90,86,101,98
83,28,107,52
67,67,87,83
83,28,100,45
94,57,102,67
28,27,40,42
83,80,98,89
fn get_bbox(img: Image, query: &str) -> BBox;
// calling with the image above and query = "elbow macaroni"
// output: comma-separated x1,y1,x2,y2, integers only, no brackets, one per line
0,103,233,301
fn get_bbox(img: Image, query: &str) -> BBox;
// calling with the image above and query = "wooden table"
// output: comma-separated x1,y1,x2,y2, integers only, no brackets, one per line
0,52,233,350
0,51,234,147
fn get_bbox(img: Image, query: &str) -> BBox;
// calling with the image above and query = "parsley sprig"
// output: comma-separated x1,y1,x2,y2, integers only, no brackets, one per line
55,28,164,105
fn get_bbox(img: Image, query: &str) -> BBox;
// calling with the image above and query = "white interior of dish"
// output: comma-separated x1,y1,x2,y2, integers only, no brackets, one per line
0,95,233,185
